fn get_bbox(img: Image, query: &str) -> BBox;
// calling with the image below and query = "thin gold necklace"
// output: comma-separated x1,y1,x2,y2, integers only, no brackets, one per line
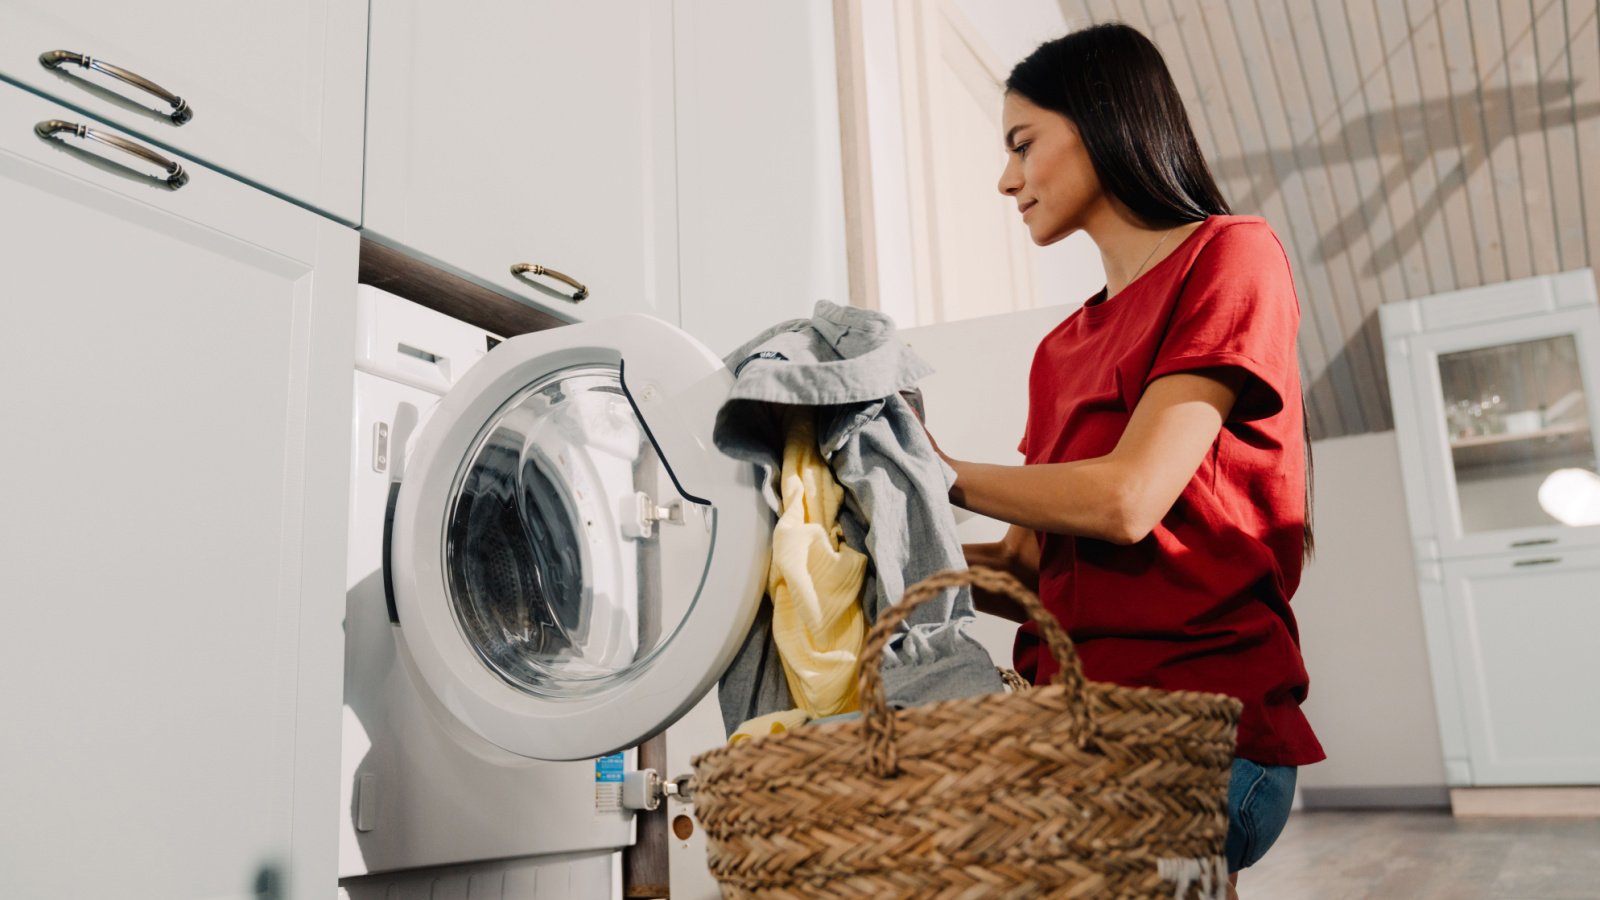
1128,227,1176,284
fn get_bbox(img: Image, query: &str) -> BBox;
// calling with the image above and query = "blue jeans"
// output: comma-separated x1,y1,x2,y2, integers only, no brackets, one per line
1225,758,1297,872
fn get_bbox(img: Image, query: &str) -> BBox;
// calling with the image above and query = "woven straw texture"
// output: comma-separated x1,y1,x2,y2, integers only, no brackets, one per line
691,567,1242,899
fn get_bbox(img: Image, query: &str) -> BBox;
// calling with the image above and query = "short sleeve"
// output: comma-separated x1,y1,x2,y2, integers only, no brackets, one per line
1147,222,1300,422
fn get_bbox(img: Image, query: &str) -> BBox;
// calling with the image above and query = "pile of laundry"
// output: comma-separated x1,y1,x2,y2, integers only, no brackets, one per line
713,300,1002,742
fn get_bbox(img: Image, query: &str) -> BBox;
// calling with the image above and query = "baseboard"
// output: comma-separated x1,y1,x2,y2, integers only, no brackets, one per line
1299,785,1451,810
1449,787,1600,818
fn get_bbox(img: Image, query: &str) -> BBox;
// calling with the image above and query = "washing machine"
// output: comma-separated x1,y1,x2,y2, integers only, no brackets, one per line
339,285,768,898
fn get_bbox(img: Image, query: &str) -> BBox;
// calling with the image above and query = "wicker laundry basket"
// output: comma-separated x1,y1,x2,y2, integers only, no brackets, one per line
690,567,1242,899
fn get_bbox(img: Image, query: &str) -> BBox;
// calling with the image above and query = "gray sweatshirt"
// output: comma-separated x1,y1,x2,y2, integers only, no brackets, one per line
713,300,1002,733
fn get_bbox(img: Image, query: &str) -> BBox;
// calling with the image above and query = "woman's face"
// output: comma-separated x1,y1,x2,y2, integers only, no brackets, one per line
997,92,1103,245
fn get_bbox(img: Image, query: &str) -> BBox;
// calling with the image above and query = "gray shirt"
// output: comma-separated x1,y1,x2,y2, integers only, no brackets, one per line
713,301,1002,733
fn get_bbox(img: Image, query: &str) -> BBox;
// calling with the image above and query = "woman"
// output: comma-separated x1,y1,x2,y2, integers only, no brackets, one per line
934,23,1325,896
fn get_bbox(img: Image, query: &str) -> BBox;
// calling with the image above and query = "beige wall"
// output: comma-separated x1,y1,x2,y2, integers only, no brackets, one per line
1294,430,1448,794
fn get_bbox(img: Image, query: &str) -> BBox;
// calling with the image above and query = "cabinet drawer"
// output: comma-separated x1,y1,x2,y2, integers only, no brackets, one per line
0,0,367,223
364,0,678,325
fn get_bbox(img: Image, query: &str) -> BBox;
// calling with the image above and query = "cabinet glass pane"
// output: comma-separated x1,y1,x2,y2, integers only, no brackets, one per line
1438,335,1596,533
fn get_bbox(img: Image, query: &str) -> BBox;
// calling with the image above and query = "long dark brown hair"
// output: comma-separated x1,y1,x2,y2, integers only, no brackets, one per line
1007,22,1315,559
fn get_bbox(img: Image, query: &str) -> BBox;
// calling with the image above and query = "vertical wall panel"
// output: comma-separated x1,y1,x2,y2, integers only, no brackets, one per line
1491,0,1560,276
1312,0,1409,306
1535,0,1588,272
1138,0,1225,169
1203,0,1344,435
1405,0,1485,289
1299,0,1401,429
1177,0,1350,435
1241,0,1376,432
1280,0,1395,323
1437,0,1510,284
1344,0,1432,300
1569,0,1600,278
1206,0,1359,437
1374,0,1462,296
1465,0,1542,278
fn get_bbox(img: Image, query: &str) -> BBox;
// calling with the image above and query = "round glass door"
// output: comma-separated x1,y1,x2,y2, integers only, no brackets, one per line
443,364,710,699
388,315,769,761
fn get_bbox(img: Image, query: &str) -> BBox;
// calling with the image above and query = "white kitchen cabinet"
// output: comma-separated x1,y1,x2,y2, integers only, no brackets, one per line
0,0,368,223
672,0,849,356
363,0,679,325
1382,269,1600,789
1382,270,1600,561
0,84,353,899
1428,550,1600,785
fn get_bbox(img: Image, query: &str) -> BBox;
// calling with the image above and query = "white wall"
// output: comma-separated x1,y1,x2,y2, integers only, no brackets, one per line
949,0,1106,315
860,0,1104,328
1294,430,1448,797
953,0,1069,64
902,304,1087,663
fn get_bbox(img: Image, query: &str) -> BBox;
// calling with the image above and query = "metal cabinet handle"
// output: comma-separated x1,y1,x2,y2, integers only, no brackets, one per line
40,50,192,125
511,263,588,302
1512,557,1562,568
35,119,188,188
1510,538,1557,548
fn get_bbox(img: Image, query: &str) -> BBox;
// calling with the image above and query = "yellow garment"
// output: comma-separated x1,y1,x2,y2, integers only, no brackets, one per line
765,408,869,719
729,709,810,746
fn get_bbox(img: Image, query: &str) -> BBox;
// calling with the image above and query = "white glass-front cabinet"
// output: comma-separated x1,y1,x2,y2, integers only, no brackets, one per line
0,0,369,223
1383,269,1600,787
363,0,679,325
0,83,352,899
1384,271,1600,560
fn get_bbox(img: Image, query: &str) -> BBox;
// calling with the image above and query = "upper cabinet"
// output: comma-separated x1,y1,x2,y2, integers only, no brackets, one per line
671,1,848,355
1382,269,1600,561
363,1,680,326
0,0,368,223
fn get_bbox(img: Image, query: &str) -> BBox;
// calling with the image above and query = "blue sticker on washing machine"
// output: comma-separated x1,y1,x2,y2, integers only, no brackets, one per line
595,753,625,783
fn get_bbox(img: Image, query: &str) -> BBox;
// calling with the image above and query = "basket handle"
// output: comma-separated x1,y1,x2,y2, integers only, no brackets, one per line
858,566,1091,778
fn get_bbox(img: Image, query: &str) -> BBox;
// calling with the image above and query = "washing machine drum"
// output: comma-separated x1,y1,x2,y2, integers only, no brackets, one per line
447,431,585,687
441,364,653,699
388,315,769,762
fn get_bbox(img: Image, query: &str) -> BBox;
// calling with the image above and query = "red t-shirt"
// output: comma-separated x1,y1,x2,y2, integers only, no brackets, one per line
1014,215,1325,766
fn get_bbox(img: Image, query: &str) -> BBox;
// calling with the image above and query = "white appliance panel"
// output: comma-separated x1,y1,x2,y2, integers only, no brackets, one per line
342,368,636,877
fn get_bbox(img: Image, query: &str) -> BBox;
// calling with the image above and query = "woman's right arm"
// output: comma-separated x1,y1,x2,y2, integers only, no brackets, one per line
962,523,1039,623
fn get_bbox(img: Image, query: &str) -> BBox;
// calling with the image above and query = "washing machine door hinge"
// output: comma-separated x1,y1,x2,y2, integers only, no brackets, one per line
621,769,696,811
620,492,683,540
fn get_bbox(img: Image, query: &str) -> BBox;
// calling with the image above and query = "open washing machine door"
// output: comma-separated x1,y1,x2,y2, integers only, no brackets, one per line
387,314,769,761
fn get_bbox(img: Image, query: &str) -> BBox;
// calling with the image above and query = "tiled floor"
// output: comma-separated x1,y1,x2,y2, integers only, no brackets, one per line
1239,809,1600,899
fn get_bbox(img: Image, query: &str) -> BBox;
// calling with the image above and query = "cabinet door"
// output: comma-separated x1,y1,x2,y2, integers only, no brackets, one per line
1441,549,1600,785
364,0,678,325
673,0,849,355
0,0,367,223
0,85,353,899
1400,307,1600,558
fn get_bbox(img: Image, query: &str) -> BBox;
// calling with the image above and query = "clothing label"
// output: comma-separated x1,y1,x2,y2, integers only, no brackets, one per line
594,752,625,783
734,350,788,376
